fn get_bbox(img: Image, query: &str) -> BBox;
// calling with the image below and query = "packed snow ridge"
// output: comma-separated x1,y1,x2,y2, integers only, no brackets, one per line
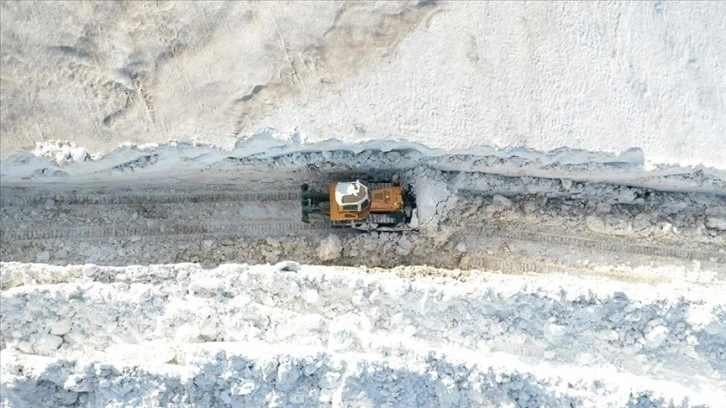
1,262,725,407
2,133,725,193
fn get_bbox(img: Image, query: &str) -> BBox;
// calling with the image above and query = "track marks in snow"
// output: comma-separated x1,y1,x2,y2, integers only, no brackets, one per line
2,220,326,242
0,184,319,243
0,186,301,207
2,172,724,273
468,225,726,265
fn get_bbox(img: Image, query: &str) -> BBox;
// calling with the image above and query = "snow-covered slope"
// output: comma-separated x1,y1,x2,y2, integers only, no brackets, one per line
1,2,725,168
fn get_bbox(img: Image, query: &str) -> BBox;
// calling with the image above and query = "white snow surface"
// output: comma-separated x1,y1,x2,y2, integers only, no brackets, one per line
1,2,725,168
2,2,726,406
2,262,725,407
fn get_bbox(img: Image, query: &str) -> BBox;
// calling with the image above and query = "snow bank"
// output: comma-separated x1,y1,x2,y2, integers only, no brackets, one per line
2,262,724,407
2,133,724,195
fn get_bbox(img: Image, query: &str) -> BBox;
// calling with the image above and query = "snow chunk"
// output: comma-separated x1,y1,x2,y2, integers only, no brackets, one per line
274,261,301,272
188,276,225,297
49,320,72,336
561,178,573,191
492,194,513,208
35,334,63,354
317,234,343,261
276,360,301,392
396,236,415,256
303,288,319,304
36,251,50,263
644,326,668,349
231,379,256,396
705,217,726,231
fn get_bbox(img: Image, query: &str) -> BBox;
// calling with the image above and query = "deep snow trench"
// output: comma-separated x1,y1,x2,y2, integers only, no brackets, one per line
1,137,725,407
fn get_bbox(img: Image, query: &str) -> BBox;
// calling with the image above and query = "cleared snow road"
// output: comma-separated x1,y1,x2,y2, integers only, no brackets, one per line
2,167,723,280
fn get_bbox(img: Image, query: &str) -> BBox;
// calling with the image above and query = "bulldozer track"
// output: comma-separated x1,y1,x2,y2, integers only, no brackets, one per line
0,189,301,207
1,220,334,242
469,225,726,264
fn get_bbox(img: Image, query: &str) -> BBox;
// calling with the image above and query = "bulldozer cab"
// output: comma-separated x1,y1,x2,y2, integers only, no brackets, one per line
334,181,371,212
330,181,371,221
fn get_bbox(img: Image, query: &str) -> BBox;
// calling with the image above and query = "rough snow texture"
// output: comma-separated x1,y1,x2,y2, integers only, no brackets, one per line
1,141,725,407
2,2,726,405
317,235,343,262
2,135,725,193
2,263,725,407
1,2,725,168
2,152,724,273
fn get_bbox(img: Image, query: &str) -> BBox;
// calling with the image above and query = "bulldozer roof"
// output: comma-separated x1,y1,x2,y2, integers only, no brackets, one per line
334,181,368,205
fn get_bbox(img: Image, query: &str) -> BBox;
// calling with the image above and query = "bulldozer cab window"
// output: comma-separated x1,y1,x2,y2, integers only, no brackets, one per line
361,198,370,209
342,204,358,212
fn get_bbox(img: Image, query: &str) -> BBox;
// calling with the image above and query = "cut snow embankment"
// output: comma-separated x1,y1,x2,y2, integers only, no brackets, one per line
1,262,724,407
2,132,725,194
